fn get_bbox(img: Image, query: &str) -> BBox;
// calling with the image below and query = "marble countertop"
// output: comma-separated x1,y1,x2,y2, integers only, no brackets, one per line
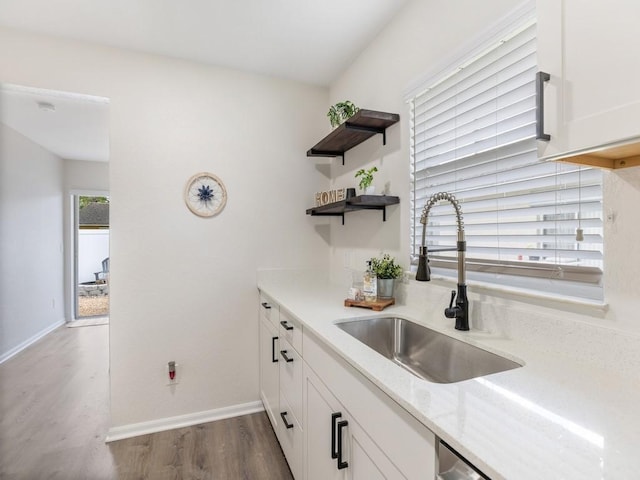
257,269,640,480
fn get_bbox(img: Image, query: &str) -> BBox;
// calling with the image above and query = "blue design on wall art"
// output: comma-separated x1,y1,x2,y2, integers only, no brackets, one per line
197,184,214,203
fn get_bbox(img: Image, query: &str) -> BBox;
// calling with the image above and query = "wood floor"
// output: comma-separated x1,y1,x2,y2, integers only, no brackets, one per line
0,324,293,480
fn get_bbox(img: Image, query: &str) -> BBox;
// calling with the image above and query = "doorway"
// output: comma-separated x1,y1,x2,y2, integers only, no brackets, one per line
74,195,110,319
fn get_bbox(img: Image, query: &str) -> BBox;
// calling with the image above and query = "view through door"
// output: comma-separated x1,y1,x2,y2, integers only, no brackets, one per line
75,195,110,319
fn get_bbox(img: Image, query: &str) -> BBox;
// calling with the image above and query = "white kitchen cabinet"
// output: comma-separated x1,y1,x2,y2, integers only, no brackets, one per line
304,371,346,480
279,336,303,428
304,365,403,480
277,314,304,479
537,0,640,162
260,293,279,330
259,293,304,478
280,309,303,355
258,290,436,479
259,316,279,429
279,390,304,480
303,330,436,480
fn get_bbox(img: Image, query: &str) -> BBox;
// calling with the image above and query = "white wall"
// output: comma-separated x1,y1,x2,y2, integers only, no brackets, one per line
0,123,65,361
328,0,640,336
78,230,110,284
0,27,330,428
65,159,109,192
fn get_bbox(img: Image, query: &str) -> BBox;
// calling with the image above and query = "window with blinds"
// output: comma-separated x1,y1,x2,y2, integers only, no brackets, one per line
409,19,603,299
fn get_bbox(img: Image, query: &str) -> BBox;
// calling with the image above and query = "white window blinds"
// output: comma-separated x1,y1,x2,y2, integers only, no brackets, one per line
409,20,603,298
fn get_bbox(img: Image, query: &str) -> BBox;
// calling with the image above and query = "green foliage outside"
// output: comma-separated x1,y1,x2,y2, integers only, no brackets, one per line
79,196,109,209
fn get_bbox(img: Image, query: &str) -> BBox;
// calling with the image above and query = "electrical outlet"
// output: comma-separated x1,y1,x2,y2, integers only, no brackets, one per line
166,362,179,386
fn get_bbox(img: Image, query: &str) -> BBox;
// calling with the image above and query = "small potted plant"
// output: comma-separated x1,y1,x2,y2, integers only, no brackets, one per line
355,166,378,195
327,100,359,128
370,253,404,299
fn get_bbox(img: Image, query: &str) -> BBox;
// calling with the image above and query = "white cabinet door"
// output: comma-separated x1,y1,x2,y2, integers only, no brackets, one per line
304,366,404,480
304,330,436,480
347,413,403,480
537,0,640,158
259,317,279,429
279,391,304,480
305,370,346,480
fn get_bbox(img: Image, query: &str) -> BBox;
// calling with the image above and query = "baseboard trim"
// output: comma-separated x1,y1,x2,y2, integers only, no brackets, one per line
0,319,65,364
105,400,265,443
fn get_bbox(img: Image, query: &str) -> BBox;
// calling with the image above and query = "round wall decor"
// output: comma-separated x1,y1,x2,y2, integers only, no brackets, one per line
184,172,227,217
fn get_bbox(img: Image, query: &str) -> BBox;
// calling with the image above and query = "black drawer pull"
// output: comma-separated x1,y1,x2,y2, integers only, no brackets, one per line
280,320,294,331
271,337,278,363
536,71,551,141
280,411,294,429
331,412,342,459
261,302,271,309
337,420,349,470
280,350,294,363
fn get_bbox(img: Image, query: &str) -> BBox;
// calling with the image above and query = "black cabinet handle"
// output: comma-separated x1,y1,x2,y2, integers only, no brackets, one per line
331,412,342,459
261,302,271,309
280,411,294,429
271,337,278,363
337,420,349,470
280,320,294,331
280,350,294,363
536,71,551,141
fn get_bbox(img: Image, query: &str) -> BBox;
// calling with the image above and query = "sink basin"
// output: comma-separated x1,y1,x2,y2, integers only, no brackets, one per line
336,317,521,383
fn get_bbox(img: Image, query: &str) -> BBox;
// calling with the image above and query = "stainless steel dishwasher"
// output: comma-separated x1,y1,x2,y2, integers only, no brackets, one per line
437,440,491,480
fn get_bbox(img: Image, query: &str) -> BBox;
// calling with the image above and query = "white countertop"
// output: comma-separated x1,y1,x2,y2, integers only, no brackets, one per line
257,269,640,480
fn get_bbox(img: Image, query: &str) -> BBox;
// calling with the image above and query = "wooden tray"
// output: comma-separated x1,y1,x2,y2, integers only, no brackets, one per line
344,298,395,312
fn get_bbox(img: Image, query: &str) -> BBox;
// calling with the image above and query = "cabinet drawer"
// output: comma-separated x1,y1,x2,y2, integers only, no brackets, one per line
278,391,303,480
259,292,280,330
279,337,303,428
279,309,302,354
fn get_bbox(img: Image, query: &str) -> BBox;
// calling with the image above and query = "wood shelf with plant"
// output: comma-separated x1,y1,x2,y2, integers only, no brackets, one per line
307,109,400,164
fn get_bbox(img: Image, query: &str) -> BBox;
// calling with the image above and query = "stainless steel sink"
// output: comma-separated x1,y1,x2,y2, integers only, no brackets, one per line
336,317,521,383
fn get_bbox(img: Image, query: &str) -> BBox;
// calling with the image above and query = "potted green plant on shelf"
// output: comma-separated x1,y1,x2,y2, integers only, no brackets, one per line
370,253,404,299
355,166,378,195
327,101,359,128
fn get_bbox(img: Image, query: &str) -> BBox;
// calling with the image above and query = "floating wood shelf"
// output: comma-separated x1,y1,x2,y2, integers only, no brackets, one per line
307,110,400,165
306,195,399,225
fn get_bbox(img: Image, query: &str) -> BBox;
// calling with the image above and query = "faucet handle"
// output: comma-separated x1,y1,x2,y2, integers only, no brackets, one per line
448,290,456,309
444,290,457,318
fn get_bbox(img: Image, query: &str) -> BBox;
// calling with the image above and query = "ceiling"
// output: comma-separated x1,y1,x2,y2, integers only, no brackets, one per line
0,0,409,163
1,84,110,162
0,0,408,87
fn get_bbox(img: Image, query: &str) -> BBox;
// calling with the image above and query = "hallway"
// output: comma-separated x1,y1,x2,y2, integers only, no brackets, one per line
0,325,291,479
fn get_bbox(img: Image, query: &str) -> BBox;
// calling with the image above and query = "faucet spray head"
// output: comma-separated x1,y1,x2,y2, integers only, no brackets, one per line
416,246,430,281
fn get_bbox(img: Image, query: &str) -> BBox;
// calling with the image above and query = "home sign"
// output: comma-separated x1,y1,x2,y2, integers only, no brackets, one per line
315,188,346,207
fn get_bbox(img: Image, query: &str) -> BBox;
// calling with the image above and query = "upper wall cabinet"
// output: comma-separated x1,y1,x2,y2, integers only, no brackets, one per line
537,0,640,168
